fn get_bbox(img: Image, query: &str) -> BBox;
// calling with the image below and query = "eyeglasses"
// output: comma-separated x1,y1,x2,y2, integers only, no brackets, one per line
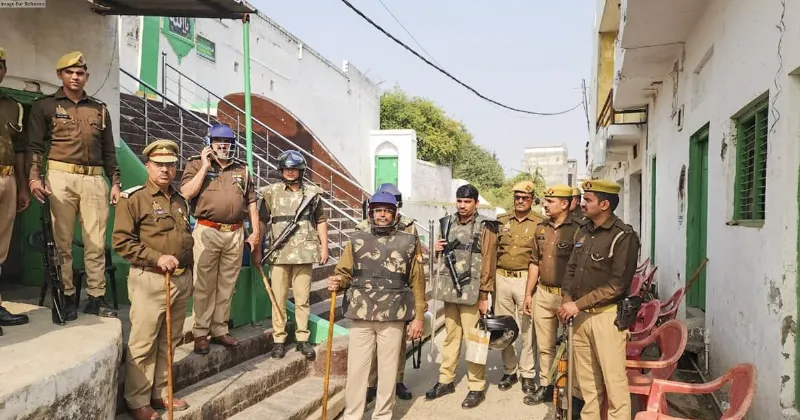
513,195,532,201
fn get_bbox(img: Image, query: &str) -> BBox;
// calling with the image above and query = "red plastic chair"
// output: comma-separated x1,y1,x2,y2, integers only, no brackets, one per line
629,300,661,342
629,273,646,297
636,258,651,275
626,320,688,410
657,287,686,325
634,363,757,419
640,266,658,298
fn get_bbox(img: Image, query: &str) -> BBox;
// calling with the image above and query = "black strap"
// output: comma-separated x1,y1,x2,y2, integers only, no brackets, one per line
352,269,407,282
271,215,294,224
411,339,422,369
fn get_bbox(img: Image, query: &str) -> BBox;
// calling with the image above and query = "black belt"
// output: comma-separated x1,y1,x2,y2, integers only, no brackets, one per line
271,215,294,223
352,269,407,282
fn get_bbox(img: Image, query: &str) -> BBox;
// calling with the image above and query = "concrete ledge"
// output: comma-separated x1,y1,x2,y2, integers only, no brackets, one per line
230,377,346,420
0,302,123,420
311,336,349,378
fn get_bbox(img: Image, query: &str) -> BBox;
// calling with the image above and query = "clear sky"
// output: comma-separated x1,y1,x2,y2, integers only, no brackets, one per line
251,0,596,176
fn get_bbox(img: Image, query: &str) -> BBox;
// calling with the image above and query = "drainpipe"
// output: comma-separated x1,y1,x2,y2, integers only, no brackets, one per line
242,13,257,325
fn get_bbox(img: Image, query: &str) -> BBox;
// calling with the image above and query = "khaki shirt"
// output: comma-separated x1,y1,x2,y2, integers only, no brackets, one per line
497,210,544,271
562,215,640,311
571,208,587,226
0,93,24,166
112,180,194,268
181,157,257,224
334,232,428,322
451,213,499,298
530,214,581,287
26,88,120,184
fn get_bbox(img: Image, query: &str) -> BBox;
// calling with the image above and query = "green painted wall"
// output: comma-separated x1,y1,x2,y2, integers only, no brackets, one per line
139,16,161,95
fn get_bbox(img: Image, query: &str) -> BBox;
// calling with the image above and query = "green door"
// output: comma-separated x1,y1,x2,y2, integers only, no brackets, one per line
686,125,709,310
650,156,657,264
375,156,398,188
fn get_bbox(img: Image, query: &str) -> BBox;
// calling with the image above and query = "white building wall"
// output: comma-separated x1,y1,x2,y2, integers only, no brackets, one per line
413,160,452,203
118,13,380,188
629,0,800,417
368,129,415,199
1,1,120,144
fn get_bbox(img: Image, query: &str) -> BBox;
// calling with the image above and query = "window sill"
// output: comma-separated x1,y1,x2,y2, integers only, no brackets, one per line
725,219,764,228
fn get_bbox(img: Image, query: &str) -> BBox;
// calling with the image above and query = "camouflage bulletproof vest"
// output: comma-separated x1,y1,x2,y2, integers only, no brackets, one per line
343,230,417,322
264,184,321,265
435,214,489,305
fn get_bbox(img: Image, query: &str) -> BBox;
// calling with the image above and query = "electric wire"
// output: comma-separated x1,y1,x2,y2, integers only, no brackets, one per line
375,0,443,68
339,0,581,116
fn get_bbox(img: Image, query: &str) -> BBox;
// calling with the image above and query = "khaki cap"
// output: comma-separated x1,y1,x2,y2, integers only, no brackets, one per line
0,47,6,62
572,187,581,197
582,179,621,195
55,51,87,71
143,140,179,163
512,181,535,194
544,184,573,198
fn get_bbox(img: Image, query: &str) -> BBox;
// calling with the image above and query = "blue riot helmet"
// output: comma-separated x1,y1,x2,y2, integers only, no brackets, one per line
205,123,237,160
377,182,403,208
276,150,306,184
368,191,399,234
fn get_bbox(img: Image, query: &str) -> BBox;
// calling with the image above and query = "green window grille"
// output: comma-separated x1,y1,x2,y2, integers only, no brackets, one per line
733,99,769,222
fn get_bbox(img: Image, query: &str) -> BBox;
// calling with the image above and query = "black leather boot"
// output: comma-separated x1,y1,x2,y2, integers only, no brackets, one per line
498,373,518,391
425,382,455,400
0,306,29,326
461,390,485,409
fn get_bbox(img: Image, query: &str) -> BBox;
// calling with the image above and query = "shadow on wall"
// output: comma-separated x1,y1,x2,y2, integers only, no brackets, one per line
219,93,367,206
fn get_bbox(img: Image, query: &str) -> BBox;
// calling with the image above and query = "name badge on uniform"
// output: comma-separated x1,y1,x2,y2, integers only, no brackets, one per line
152,201,166,216
233,174,245,191
574,241,583,248
55,105,71,120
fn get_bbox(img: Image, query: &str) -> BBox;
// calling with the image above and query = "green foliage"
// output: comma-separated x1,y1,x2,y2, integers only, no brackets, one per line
453,142,505,190
486,170,547,213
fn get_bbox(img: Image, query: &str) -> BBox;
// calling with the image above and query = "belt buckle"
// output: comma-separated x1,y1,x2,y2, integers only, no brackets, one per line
219,223,232,232
74,165,86,175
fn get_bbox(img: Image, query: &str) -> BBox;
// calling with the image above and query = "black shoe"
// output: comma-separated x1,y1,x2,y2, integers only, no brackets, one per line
461,390,485,409
425,382,455,400
523,385,553,406
271,343,286,359
395,383,412,400
63,295,78,322
521,377,538,394
84,296,117,318
365,386,377,405
0,306,29,326
296,341,316,360
498,373,518,391
0,326,3,336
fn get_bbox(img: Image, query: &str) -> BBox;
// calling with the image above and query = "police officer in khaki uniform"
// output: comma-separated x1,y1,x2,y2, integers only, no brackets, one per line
494,180,543,393
570,187,585,224
328,191,426,420
426,184,498,409
357,183,418,402
26,51,121,320
180,123,259,354
113,140,194,420
0,47,31,334
256,150,328,360
557,179,640,420
522,184,581,405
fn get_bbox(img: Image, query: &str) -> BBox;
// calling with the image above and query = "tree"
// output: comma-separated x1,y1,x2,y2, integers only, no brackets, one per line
453,142,505,190
487,170,547,213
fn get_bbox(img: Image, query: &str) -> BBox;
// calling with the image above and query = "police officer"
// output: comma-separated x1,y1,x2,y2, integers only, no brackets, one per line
256,150,328,360
26,51,121,319
328,191,425,420
557,179,640,420
522,184,581,405
570,187,585,224
358,183,418,401
425,184,498,409
180,123,259,354
0,47,30,334
494,181,543,393
113,140,193,420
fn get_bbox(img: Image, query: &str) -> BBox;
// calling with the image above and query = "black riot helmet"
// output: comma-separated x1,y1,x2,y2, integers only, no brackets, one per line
277,150,306,184
478,312,520,351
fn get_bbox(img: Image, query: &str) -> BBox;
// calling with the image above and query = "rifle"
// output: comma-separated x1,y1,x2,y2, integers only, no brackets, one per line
37,175,67,326
439,216,470,297
260,191,319,266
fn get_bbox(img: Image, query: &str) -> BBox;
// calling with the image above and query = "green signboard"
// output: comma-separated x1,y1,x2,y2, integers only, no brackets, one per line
161,17,195,63
196,35,216,62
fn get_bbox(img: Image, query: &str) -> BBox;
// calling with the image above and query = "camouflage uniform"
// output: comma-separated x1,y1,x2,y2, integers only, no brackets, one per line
335,229,426,420
258,182,326,345
357,215,420,387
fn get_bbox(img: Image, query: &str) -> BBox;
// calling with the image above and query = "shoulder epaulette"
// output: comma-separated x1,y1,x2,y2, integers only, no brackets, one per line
120,185,144,199
497,212,511,220
87,95,105,105
187,155,201,161
482,218,500,234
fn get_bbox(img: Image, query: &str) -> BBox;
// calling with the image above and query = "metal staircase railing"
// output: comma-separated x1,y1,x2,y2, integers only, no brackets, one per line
157,59,432,241
119,68,364,262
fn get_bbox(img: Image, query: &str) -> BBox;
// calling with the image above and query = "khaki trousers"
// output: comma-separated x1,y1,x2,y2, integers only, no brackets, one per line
439,302,486,391
533,287,561,386
270,263,312,343
496,272,536,378
368,325,407,386
574,310,630,420
343,320,405,420
47,169,109,297
191,224,245,337
124,268,192,409
0,175,16,264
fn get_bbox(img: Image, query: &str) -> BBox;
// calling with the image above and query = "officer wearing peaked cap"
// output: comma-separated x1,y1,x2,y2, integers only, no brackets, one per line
26,50,121,320
557,179,640,420
570,186,586,225
113,139,194,420
0,47,31,334
328,191,426,420
494,180,543,394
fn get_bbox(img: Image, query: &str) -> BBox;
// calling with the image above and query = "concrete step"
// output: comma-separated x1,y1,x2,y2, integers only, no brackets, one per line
229,377,346,420
115,350,310,420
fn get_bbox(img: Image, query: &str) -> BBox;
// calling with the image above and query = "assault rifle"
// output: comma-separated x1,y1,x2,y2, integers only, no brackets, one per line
439,216,471,297
260,192,319,266
37,176,67,325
